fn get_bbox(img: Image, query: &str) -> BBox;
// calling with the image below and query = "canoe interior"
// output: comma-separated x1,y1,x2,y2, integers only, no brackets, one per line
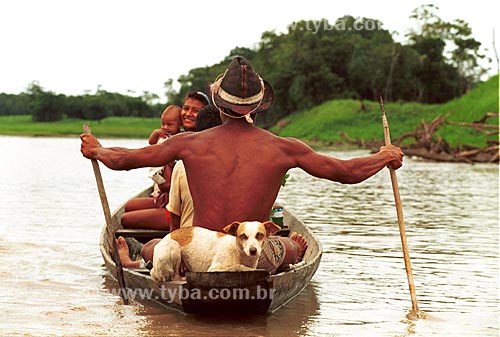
100,187,323,314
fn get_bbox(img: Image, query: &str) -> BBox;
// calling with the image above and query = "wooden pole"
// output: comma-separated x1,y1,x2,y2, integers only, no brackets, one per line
83,124,129,305
379,97,419,314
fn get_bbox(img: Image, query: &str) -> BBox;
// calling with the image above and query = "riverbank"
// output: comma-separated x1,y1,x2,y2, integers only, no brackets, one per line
1,110,497,163
271,76,498,163
1,99,496,148
0,75,497,156
271,75,498,149
0,115,159,138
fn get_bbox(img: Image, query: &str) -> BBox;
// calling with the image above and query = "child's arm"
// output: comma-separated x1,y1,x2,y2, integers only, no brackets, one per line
148,129,165,145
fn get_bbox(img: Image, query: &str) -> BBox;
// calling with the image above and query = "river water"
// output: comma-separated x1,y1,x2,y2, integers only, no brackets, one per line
0,135,498,337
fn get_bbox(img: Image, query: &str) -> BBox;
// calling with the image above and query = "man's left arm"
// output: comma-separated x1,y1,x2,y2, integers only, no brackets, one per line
335,145,404,184
289,137,403,184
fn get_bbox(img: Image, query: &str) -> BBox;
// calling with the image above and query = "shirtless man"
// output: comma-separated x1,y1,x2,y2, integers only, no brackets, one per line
81,56,404,272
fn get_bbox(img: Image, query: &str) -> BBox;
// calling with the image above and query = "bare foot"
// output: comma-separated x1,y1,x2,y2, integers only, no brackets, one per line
172,274,187,281
290,232,308,263
116,236,141,268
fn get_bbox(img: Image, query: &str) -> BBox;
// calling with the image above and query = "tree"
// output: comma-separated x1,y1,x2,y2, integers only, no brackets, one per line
81,94,109,121
27,81,65,122
176,64,226,106
166,9,489,120
448,19,489,92
163,79,178,105
142,91,160,107
407,4,488,96
224,47,257,62
0,93,30,115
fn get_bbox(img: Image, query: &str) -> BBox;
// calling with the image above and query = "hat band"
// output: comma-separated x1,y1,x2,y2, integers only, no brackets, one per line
217,86,264,105
210,70,265,123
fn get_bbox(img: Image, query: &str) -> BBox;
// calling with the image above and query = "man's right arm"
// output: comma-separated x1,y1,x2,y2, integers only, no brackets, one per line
80,133,186,170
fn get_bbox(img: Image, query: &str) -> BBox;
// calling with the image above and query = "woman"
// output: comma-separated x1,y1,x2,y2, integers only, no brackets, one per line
120,91,210,230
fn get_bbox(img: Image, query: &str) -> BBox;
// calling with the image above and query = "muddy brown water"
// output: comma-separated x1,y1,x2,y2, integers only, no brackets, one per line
0,136,497,336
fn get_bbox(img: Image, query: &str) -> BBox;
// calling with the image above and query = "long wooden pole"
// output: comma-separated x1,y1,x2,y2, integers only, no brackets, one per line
83,124,129,305
379,97,419,314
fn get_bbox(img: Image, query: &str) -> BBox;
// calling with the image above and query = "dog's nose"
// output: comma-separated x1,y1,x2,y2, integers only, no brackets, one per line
249,247,257,255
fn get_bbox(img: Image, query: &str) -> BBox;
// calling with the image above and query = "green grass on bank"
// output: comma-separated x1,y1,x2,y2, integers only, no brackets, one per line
0,115,160,138
273,74,499,148
1,75,498,147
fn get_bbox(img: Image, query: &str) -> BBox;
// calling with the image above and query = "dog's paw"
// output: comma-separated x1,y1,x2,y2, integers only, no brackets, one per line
228,264,256,272
150,266,173,282
150,267,161,282
207,263,256,272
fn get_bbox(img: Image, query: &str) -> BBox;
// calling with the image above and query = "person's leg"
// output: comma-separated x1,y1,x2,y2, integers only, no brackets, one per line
279,233,308,266
124,197,156,212
116,236,142,268
115,237,161,268
140,238,162,262
121,208,170,230
257,233,308,273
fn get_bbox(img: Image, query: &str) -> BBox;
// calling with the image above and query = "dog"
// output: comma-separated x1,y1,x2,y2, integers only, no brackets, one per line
150,221,280,282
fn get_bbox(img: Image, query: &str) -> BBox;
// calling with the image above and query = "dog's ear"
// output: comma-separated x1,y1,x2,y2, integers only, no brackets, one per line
223,222,241,236
262,221,281,236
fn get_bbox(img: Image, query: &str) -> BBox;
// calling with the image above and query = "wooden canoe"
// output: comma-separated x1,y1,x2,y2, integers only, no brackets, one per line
99,187,323,314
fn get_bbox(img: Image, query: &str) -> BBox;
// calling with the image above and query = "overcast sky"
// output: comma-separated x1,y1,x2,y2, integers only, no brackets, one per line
1,0,497,100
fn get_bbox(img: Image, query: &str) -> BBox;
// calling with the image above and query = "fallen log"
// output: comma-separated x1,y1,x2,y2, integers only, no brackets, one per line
341,111,499,163
454,145,500,158
447,112,499,135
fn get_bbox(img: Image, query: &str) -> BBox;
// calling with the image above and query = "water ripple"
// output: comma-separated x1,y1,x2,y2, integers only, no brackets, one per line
0,138,498,337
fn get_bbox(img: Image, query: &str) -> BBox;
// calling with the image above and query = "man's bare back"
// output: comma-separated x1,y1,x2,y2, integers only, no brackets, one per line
176,121,293,230
81,114,403,232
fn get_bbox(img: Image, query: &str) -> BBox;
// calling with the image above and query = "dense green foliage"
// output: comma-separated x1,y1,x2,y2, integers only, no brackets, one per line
1,75,496,150
172,5,490,126
0,81,160,122
0,93,30,115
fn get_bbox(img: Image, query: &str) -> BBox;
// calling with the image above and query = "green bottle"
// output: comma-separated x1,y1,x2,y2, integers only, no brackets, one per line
270,199,284,228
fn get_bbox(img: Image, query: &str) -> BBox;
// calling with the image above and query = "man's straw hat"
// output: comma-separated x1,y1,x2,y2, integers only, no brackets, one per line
211,56,274,121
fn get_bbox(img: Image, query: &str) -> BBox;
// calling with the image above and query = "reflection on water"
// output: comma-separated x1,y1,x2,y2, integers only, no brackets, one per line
0,137,498,336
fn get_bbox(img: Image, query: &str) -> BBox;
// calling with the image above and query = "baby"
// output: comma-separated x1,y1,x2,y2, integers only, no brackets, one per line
148,105,181,206
149,105,182,145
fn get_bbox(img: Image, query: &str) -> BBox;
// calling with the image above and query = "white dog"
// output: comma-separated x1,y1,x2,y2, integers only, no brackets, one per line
150,221,280,282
